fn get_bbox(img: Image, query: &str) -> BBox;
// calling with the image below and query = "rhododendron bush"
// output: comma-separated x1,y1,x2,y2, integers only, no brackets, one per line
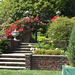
0,16,42,39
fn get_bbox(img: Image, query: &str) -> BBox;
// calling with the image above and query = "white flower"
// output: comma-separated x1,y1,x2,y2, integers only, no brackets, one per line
35,47,38,50
30,47,33,51
55,48,58,50
28,44,31,46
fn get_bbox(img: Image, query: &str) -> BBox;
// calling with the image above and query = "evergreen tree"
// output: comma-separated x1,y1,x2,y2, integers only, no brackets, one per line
67,25,75,66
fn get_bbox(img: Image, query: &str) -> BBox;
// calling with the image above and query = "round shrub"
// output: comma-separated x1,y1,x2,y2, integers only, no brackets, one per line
0,40,9,53
47,16,74,49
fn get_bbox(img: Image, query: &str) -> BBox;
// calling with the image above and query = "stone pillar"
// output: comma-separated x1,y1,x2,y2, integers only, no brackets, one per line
25,53,32,70
5,39,20,51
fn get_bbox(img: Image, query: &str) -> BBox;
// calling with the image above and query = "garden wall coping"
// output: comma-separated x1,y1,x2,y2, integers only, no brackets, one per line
32,55,67,57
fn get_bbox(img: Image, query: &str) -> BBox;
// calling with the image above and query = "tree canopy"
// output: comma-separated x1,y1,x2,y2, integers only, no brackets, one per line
0,0,75,24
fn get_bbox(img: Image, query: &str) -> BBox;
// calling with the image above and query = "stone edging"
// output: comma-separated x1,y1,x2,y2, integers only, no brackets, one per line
32,55,67,57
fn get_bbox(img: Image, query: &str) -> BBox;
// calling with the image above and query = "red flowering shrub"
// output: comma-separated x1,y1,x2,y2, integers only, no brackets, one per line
51,15,59,22
1,15,42,39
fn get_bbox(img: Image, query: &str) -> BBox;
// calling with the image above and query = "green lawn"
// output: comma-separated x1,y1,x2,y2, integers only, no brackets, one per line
0,70,62,75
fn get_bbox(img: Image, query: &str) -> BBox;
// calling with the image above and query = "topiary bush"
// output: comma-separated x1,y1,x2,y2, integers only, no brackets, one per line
0,40,9,53
67,25,75,67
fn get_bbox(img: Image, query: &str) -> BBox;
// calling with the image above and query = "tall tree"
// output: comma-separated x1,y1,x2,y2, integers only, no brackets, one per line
0,0,74,24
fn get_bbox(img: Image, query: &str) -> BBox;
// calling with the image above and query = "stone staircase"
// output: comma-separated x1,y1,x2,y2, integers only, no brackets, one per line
11,43,33,53
0,43,35,70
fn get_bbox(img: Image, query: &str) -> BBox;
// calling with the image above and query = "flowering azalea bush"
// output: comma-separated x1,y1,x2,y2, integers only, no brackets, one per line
0,15,42,39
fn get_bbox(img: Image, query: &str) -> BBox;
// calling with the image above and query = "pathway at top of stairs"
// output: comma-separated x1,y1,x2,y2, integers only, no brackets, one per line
0,43,36,70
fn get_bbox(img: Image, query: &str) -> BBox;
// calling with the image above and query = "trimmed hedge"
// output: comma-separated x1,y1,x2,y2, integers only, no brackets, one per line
33,49,64,55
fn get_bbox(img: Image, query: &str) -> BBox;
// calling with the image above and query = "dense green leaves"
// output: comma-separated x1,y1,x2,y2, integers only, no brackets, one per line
47,16,75,49
67,25,75,66
0,40,9,53
47,17,74,41
0,0,74,24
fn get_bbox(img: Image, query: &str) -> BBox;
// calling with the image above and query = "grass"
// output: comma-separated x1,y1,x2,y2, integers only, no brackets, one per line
0,70,62,75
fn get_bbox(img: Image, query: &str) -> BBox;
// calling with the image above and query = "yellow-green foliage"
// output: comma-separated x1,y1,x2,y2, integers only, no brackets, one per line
37,36,47,42
33,49,46,55
45,50,61,55
71,17,75,25
33,49,64,55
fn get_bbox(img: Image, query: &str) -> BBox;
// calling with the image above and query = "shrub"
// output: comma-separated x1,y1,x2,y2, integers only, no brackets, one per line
67,25,75,67
33,43,54,50
45,50,61,55
37,36,47,42
43,44,52,50
45,50,53,55
33,49,63,55
0,40,9,53
33,49,45,55
47,16,74,49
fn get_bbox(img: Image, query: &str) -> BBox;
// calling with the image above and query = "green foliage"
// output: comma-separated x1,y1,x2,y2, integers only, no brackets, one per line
0,40,9,53
33,43,54,50
71,17,75,25
45,50,61,55
67,25,75,67
33,49,45,55
47,16,74,49
37,36,46,42
0,0,74,24
33,49,64,55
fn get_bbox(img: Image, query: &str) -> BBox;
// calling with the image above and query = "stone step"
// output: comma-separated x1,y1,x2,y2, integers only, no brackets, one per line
0,66,26,70
0,62,25,66
0,58,25,62
21,43,37,45
11,51,32,53
18,45,32,48
0,53,25,58
15,48,31,51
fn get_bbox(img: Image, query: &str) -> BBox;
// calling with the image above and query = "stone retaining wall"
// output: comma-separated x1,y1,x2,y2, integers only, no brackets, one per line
25,55,69,71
